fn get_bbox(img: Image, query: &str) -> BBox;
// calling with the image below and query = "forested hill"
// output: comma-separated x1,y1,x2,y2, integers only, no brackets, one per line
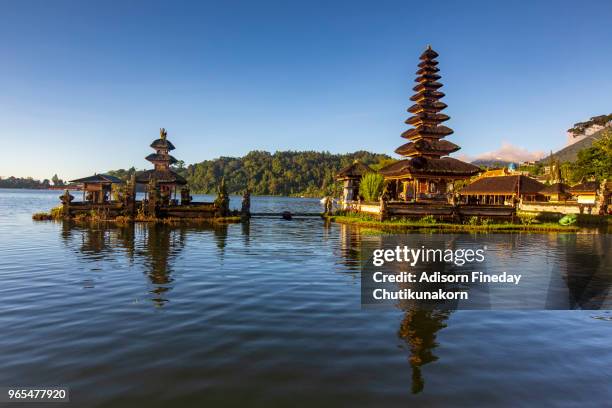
109,150,393,197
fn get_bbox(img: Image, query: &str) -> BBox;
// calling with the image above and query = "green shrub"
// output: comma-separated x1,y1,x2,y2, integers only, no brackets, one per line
480,218,493,226
419,215,437,224
559,214,577,226
359,173,385,202
518,212,537,225
50,206,64,219
34,206,64,221
467,216,480,225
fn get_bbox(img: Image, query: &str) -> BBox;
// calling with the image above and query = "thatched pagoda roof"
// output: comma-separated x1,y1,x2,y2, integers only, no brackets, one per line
136,169,187,185
410,90,445,101
150,138,176,151
416,66,440,75
405,113,450,126
413,82,443,92
418,60,438,68
408,102,447,114
395,139,460,157
416,73,441,82
146,153,178,164
401,126,454,139
335,161,374,180
539,183,571,195
420,46,439,60
379,157,481,178
460,175,545,195
69,174,123,184
570,181,599,193
381,45,477,180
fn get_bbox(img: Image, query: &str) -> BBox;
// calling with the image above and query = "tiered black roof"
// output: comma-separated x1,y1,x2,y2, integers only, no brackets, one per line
379,46,481,179
136,169,187,185
335,160,374,180
146,128,178,166
138,128,186,185
150,138,176,151
69,174,123,184
145,153,178,164
396,46,455,158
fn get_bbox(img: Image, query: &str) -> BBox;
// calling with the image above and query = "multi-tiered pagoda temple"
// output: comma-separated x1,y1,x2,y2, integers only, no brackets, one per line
379,46,480,202
136,128,187,199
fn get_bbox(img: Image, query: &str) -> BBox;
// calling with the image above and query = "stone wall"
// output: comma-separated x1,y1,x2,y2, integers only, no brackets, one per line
341,200,381,214
519,202,583,215
343,200,515,221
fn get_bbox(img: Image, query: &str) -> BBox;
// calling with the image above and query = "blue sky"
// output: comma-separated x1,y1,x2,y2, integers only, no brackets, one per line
1,0,611,180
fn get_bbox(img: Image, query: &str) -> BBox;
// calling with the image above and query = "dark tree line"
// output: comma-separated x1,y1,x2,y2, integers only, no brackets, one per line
0,174,64,189
108,150,391,196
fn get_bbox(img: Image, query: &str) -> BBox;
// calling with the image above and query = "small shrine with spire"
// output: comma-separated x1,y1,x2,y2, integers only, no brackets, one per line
379,46,481,202
136,128,187,202
53,128,241,221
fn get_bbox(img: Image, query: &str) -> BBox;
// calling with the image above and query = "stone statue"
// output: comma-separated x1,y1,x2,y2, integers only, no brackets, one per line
324,196,333,215
215,177,230,217
181,187,191,205
147,177,161,217
59,189,74,204
160,189,171,206
379,195,388,221
59,189,74,217
241,188,251,217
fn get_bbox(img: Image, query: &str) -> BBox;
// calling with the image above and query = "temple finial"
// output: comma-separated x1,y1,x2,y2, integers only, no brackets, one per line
160,128,167,140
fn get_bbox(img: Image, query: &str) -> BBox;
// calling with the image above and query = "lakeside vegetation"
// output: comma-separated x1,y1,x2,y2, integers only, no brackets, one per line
327,212,580,233
521,128,612,182
32,206,241,225
567,129,612,182
359,173,385,202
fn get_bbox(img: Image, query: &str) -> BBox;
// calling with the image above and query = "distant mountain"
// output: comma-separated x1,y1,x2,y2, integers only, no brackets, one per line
538,130,605,164
470,159,513,168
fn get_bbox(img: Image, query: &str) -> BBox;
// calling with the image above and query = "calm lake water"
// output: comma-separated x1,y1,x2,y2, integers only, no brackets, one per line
1,189,611,407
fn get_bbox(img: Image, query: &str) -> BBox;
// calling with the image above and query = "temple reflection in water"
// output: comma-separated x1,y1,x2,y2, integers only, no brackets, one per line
399,310,450,394
337,225,452,393
60,221,231,306
57,220,610,394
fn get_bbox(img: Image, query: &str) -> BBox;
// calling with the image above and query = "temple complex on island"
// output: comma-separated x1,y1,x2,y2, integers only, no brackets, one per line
333,46,612,220
378,46,481,202
334,46,516,220
55,129,247,221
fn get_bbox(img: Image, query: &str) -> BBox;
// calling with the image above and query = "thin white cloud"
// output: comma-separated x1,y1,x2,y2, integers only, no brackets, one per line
458,142,545,163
